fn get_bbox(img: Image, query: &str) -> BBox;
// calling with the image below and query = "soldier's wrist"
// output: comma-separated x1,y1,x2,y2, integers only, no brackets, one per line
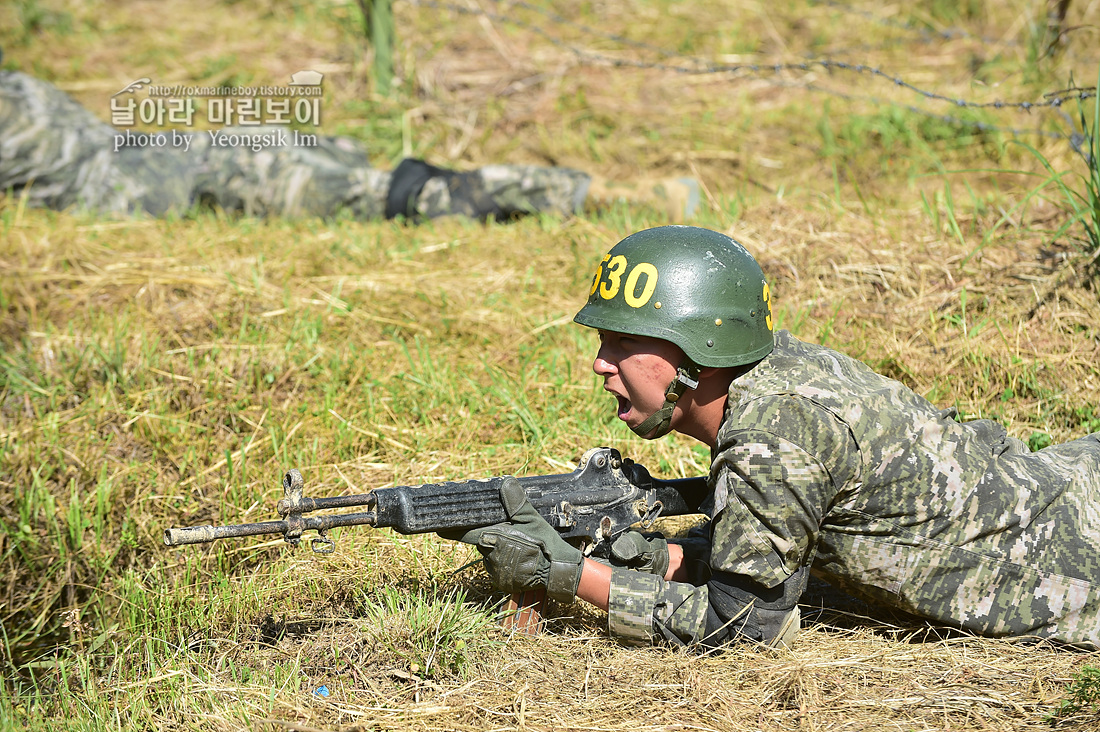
546,556,584,602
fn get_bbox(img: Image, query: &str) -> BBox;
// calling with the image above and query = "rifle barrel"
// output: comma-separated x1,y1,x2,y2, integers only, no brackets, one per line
164,520,287,546
163,511,381,546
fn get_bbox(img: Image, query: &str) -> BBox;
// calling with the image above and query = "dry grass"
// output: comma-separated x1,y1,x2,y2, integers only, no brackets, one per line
207,625,1095,731
3,0,1100,730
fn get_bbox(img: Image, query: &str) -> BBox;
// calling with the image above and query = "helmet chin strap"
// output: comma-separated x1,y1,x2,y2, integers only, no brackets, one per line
631,361,701,439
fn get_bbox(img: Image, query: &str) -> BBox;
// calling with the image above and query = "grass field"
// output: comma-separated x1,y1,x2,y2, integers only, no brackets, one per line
2,0,1100,729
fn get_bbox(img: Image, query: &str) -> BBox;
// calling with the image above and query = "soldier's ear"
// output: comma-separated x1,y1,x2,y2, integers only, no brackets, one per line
695,366,736,383
693,366,741,398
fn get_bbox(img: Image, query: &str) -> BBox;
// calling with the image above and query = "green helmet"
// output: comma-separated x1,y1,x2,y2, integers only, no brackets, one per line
573,225,774,368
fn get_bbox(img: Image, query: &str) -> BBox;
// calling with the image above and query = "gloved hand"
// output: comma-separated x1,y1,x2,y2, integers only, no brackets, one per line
442,477,584,603
609,530,670,578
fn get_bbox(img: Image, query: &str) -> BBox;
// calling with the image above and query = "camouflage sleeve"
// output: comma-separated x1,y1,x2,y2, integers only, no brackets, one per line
606,564,810,648
604,397,857,648
607,567,708,645
709,395,861,588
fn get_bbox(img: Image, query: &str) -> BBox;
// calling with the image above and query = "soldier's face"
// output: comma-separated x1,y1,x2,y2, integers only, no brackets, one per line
592,330,684,432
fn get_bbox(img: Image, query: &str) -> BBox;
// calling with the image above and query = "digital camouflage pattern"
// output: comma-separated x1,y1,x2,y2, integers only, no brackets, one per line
608,330,1100,648
608,568,702,644
0,70,589,220
416,164,589,221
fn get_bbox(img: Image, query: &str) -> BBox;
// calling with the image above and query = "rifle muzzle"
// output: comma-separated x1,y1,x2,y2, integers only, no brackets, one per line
164,525,218,546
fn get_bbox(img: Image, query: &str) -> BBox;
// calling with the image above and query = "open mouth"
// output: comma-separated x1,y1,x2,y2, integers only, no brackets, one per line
615,394,631,420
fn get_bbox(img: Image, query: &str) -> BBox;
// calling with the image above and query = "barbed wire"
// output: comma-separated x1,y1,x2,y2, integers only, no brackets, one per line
509,0,948,62
510,0,1014,56
410,0,1096,109
406,0,1098,143
805,1,1099,71
503,0,1100,95
504,0,1092,105
776,79,1068,140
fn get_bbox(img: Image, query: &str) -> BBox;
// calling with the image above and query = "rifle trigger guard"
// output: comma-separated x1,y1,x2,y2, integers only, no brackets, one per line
640,501,664,529
311,532,335,554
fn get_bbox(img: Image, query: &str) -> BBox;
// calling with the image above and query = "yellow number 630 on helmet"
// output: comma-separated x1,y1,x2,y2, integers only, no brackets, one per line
574,225,774,369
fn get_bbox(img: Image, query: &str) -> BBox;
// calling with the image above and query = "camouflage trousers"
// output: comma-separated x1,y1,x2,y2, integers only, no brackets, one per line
814,431,1100,648
0,70,590,220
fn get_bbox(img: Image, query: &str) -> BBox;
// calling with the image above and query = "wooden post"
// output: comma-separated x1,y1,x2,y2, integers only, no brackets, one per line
502,590,547,635
354,0,395,95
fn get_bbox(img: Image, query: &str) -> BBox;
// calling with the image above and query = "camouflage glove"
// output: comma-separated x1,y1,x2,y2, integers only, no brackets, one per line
610,530,670,577
443,477,584,603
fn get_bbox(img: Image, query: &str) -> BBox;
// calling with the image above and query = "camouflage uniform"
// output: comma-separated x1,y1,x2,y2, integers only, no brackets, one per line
609,330,1100,648
0,70,590,220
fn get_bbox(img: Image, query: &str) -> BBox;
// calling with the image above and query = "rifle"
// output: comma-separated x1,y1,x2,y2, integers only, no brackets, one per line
164,446,707,633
